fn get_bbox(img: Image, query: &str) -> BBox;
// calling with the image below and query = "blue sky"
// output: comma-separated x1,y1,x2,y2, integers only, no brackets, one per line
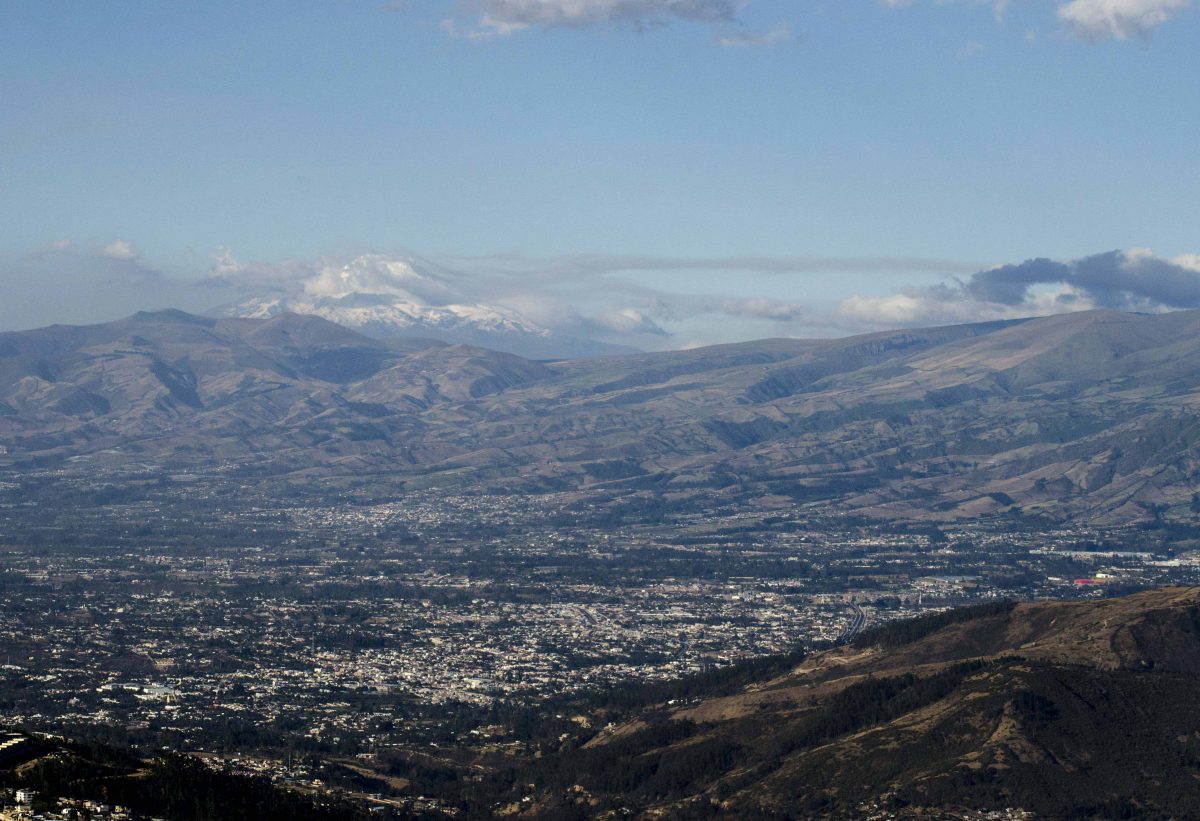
1,0,1198,346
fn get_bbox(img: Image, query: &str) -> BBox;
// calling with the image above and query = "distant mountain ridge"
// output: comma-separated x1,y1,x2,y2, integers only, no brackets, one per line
0,309,551,463
5,308,1200,524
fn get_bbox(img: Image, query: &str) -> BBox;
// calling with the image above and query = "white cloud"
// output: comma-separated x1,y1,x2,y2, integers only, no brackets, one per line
713,297,810,321
839,284,1094,329
877,0,1007,15
840,293,934,326
594,307,669,334
1172,253,1200,272
718,22,790,47
302,255,456,304
99,238,141,261
1057,0,1190,39
449,0,739,37
30,239,73,255
880,0,1191,41
205,247,319,292
444,0,1194,45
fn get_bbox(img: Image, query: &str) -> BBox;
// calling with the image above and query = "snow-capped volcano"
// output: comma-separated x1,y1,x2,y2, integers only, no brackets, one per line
234,292,546,340
217,255,631,359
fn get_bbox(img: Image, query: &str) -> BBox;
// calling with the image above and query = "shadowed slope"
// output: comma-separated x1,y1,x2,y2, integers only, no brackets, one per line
510,588,1200,820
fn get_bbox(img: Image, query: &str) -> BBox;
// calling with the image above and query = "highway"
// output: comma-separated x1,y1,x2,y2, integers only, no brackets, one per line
837,601,868,644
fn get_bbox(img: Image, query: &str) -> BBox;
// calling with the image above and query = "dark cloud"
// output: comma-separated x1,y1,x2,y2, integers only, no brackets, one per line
965,257,1072,305
1072,250,1200,309
965,250,1200,310
841,249,1200,329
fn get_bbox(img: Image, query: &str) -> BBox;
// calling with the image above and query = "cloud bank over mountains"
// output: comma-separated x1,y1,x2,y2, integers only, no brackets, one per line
840,249,1200,328
203,248,999,354
204,249,935,356
205,246,1200,350
5,241,1200,355
210,252,610,359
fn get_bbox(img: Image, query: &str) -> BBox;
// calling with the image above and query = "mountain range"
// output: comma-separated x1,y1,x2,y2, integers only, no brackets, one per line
4,307,1200,524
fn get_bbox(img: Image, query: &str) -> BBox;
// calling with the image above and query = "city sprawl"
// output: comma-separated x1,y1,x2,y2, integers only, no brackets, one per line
3,466,1198,809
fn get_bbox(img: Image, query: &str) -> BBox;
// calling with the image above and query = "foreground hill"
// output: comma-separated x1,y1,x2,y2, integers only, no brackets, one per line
505,587,1200,819
0,732,384,820
6,308,1200,523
